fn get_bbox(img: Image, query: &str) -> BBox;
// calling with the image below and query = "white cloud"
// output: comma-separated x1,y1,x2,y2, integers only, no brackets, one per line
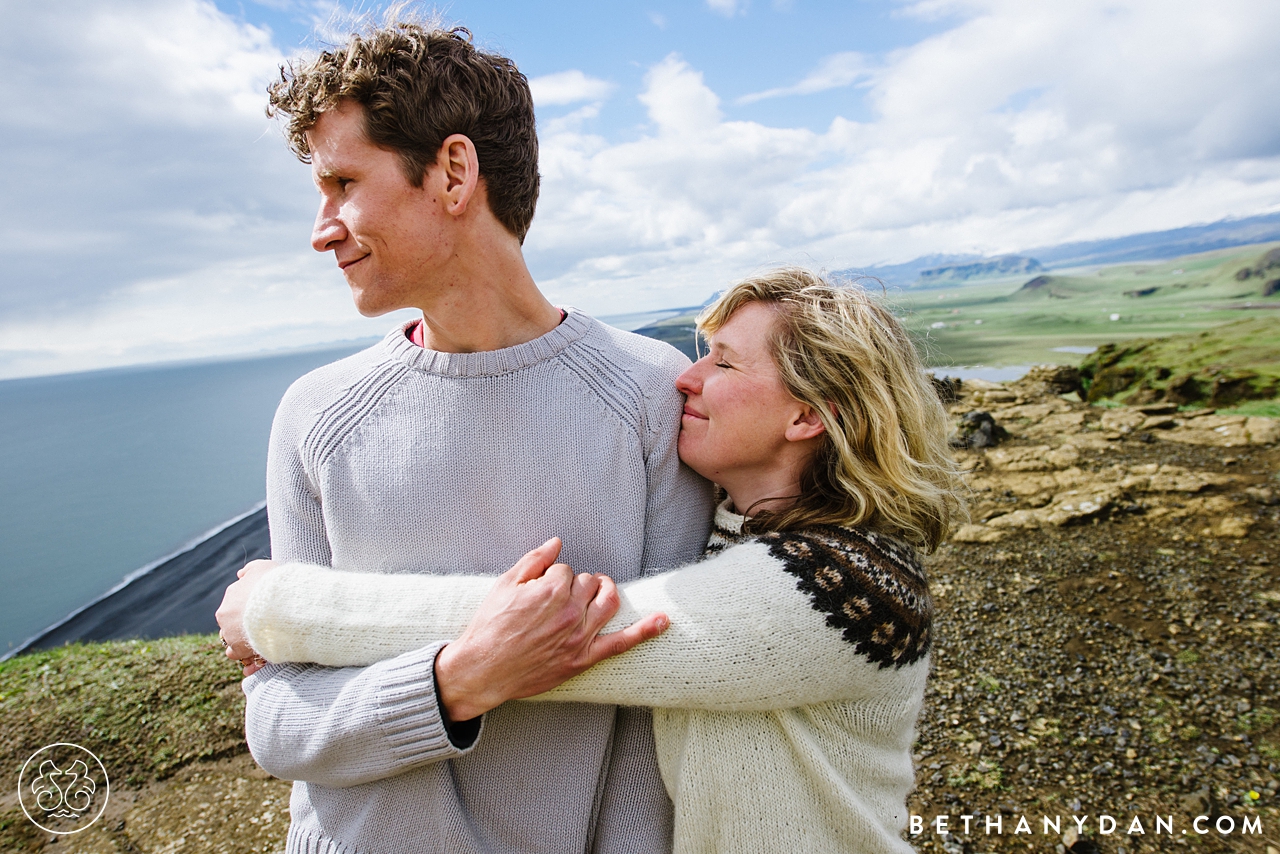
0,254,418,379
0,0,306,317
706,0,748,18
0,0,392,378
529,70,614,106
637,55,724,133
738,52,871,104
524,0,1280,313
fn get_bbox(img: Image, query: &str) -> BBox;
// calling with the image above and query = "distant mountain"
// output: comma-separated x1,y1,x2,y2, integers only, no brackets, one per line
1028,211,1280,269
838,253,982,287
840,210,1280,288
918,255,1044,284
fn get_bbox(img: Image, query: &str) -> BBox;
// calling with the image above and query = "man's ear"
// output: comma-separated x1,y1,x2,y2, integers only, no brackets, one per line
784,404,826,443
434,133,480,216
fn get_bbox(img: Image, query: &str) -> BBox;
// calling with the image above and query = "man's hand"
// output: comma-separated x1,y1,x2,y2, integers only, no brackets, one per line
434,538,669,723
215,559,279,676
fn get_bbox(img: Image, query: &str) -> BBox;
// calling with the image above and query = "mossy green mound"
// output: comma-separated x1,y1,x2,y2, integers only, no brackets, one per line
1079,316,1280,405
0,635,246,786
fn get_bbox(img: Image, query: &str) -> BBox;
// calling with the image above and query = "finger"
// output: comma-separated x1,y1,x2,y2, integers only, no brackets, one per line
539,562,575,590
569,571,602,612
508,537,563,583
586,613,669,666
583,575,621,633
226,639,256,660
239,558,277,579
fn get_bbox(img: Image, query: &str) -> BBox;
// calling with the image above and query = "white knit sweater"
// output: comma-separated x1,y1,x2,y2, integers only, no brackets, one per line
245,502,932,854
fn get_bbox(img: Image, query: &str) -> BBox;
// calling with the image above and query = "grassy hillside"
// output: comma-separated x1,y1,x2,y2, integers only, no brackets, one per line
0,635,244,786
1078,316,1280,406
894,241,1280,367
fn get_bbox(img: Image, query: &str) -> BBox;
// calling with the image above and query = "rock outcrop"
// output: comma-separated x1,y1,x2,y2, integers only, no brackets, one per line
944,370,1278,545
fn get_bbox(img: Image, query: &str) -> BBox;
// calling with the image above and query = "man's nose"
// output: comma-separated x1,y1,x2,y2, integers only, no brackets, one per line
311,201,346,254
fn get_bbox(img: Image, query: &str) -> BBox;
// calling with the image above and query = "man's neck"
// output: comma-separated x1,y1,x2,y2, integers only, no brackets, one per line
415,236,561,353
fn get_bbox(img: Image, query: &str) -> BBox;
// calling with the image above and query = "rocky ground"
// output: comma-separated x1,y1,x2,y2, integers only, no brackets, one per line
3,369,1278,853
907,367,1280,853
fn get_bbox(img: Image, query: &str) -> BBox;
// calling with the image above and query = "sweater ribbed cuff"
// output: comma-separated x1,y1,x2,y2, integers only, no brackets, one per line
374,641,482,763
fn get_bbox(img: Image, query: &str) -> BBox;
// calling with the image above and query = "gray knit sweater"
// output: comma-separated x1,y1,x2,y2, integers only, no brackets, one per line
243,310,714,854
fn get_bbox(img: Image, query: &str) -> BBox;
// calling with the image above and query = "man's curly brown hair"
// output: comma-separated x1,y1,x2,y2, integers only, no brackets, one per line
267,21,539,242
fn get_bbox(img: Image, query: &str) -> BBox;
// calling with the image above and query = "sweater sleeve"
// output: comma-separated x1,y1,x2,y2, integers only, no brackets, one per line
637,348,716,572
241,645,473,787
244,562,493,666
242,541,901,713
265,377,333,568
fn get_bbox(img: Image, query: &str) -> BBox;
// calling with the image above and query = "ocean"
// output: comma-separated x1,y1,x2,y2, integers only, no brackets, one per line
0,343,368,653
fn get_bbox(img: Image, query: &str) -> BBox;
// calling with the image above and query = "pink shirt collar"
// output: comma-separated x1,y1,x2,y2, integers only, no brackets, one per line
407,309,567,348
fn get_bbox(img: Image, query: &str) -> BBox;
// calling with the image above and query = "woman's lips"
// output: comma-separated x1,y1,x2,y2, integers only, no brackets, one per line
682,406,707,420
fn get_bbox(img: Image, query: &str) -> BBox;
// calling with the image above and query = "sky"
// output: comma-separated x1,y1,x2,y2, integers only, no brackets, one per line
2,0,1279,378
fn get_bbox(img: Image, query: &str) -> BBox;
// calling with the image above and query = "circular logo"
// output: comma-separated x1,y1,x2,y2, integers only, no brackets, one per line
17,743,110,835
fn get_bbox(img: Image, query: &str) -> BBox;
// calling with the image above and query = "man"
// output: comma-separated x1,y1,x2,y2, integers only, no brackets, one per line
234,21,713,854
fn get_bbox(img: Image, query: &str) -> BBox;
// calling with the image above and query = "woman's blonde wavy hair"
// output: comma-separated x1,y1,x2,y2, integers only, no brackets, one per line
697,267,967,552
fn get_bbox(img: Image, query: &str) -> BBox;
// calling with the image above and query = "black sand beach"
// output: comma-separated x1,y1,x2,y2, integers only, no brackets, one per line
10,508,270,656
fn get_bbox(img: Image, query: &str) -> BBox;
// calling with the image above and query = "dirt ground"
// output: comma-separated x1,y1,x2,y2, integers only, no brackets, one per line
0,752,290,853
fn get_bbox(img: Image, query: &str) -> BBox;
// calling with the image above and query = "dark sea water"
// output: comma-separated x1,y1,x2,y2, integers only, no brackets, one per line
0,343,368,653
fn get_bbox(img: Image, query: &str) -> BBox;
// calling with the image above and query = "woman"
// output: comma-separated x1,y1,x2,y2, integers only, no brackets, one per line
225,268,965,853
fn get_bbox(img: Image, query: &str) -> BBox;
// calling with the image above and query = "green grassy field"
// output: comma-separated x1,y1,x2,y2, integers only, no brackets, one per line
637,241,1280,371
890,240,1280,368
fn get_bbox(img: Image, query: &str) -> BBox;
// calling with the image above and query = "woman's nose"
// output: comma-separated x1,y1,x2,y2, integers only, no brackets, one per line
675,358,706,396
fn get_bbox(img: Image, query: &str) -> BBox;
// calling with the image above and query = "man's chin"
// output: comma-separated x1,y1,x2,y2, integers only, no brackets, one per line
348,289,404,318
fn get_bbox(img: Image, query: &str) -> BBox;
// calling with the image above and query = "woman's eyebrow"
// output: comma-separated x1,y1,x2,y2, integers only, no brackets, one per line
715,341,739,357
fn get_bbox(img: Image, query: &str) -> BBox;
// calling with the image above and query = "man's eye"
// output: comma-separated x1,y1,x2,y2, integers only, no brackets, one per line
715,362,731,369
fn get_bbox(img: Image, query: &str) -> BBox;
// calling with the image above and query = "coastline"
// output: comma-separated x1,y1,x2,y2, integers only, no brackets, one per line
3,504,270,660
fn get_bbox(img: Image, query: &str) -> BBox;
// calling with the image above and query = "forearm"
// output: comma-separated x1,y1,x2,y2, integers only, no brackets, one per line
242,643,476,787
244,563,493,667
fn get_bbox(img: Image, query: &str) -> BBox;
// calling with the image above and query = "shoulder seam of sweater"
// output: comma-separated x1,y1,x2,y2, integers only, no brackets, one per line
301,358,411,472
556,337,653,450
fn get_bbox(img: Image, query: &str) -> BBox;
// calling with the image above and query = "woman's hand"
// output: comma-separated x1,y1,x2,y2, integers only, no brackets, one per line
434,538,670,722
216,559,279,676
